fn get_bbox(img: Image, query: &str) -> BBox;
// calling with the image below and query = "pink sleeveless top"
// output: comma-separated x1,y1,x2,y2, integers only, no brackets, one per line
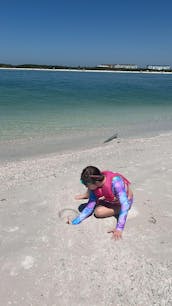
94,171,130,202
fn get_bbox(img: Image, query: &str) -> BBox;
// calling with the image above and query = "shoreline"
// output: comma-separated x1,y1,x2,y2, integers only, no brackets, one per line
0,67,172,74
1,129,172,163
1,130,172,187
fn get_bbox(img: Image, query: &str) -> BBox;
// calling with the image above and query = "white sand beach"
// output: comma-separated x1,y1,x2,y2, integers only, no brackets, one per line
0,133,172,306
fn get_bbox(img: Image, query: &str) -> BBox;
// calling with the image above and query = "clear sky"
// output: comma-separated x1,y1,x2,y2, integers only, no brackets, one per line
0,0,172,66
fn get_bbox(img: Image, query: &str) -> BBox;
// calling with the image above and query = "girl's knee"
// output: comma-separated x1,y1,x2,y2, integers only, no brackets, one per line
94,206,104,218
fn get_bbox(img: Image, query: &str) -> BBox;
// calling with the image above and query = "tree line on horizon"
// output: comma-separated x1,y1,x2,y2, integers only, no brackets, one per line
0,63,171,72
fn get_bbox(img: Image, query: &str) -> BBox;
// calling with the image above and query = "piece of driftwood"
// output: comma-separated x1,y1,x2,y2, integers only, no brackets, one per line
103,132,118,143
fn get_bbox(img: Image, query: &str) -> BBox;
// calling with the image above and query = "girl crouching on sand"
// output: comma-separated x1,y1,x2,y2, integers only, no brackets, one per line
72,166,133,240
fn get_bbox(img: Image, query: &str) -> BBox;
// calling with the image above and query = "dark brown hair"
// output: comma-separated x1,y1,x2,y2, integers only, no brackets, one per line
81,166,104,186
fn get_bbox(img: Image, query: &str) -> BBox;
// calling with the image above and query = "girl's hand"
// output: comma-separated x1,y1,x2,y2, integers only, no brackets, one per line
107,228,122,240
74,194,89,200
66,216,71,224
74,190,89,200
74,194,84,200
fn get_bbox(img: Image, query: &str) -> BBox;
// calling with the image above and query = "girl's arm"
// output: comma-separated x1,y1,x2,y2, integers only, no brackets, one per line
112,176,132,231
72,191,96,225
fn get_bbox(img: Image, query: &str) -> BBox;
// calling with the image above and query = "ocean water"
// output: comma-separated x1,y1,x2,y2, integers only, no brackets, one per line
0,69,172,159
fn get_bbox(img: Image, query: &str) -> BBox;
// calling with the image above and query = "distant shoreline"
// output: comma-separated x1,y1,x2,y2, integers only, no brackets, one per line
0,67,172,74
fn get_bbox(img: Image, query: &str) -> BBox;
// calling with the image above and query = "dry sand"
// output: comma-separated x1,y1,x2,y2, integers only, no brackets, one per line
0,133,172,306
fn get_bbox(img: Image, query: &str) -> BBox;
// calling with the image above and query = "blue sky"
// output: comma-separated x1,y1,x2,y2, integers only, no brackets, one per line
0,0,172,66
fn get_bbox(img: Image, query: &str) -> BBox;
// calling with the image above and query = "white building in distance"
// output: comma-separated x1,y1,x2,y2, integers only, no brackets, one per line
97,64,138,70
147,65,171,71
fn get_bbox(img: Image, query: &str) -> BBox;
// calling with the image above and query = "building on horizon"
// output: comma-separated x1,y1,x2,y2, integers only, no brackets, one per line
97,64,138,70
113,64,138,70
147,65,171,71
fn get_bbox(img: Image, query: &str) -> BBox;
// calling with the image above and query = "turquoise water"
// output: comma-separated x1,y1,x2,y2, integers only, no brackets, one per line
0,69,172,158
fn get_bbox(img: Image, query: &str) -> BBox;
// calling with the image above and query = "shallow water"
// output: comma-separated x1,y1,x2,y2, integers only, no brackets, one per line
0,69,172,160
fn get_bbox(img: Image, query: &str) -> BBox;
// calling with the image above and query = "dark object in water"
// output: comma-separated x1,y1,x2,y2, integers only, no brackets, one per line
104,133,118,143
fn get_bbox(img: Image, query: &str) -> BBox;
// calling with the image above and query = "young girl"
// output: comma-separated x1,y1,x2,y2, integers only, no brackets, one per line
72,166,133,240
